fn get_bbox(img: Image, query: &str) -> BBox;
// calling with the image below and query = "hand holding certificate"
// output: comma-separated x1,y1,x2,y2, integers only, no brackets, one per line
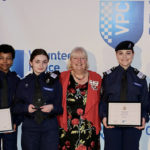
107,102,142,127
0,108,14,133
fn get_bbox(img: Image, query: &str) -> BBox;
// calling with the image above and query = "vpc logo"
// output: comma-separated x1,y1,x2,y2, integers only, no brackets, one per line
99,0,144,48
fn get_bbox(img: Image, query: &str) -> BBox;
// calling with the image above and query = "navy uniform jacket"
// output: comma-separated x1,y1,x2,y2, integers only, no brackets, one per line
100,65,149,121
13,72,63,129
0,70,20,125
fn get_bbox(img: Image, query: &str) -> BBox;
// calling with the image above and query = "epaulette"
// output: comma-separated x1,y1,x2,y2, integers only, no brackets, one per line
45,71,60,85
25,73,32,79
103,66,116,76
134,68,146,79
23,73,33,83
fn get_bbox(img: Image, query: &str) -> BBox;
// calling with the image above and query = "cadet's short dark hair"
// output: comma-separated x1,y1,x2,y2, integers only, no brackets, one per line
30,49,49,62
0,44,15,59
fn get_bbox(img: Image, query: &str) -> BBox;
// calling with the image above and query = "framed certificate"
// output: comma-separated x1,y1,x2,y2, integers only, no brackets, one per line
0,108,14,133
107,102,142,126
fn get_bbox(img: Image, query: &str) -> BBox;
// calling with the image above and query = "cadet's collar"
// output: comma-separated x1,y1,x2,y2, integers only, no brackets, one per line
33,72,45,80
118,65,132,72
0,70,11,77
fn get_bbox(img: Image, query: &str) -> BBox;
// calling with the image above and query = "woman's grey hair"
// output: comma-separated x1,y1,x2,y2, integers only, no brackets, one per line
67,47,89,70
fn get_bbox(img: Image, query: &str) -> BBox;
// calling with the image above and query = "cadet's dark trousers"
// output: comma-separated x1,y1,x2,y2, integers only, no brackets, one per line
103,127,142,150
0,131,17,150
21,118,59,150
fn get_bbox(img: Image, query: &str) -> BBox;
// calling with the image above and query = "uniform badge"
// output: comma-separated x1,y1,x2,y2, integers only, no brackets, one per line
106,69,112,75
45,71,60,85
43,87,54,91
25,83,28,87
134,68,146,79
51,72,57,79
103,66,116,76
133,82,142,87
46,78,50,84
137,72,146,79
89,80,99,90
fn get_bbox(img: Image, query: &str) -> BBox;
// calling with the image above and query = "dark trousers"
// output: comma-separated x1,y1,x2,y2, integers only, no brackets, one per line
104,127,142,150
21,119,59,150
0,131,17,150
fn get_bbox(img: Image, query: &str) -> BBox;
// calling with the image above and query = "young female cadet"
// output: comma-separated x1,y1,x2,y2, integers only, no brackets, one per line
13,49,63,150
100,41,149,150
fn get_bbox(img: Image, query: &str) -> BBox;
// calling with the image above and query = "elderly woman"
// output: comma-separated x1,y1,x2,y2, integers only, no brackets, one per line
58,47,102,150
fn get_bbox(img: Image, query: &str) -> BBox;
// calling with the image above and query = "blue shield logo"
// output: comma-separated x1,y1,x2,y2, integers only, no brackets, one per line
99,0,144,48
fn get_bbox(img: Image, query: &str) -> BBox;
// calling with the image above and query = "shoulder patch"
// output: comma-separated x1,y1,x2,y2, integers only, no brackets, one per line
25,73,32,79
103,66,116,76
23,73,32,87
22,73,32,82
137,72,146,79
134,68,146,79
46,71,60,79
45,71,60,85
50,72,58,79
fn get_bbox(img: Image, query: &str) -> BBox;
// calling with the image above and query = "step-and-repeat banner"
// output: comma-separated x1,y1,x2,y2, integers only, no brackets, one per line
0,0,150,149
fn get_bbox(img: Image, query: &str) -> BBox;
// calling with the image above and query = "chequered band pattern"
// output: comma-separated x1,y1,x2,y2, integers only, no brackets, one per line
100,2,113,43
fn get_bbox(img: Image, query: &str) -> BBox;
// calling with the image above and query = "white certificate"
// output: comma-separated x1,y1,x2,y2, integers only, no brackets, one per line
0,108,14,133
107,102,141,126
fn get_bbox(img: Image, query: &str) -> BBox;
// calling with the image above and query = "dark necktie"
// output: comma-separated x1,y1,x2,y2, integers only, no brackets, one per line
1,75,8,108
120,70,127,101
33,77,45,124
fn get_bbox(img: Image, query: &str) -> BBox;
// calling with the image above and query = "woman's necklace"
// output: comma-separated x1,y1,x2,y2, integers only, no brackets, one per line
72,72,86,80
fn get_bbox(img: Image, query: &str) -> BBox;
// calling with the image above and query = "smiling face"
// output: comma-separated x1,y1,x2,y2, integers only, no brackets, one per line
116,49,134,69
30,54,49,75
0,52,13,73
70,50,88,72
